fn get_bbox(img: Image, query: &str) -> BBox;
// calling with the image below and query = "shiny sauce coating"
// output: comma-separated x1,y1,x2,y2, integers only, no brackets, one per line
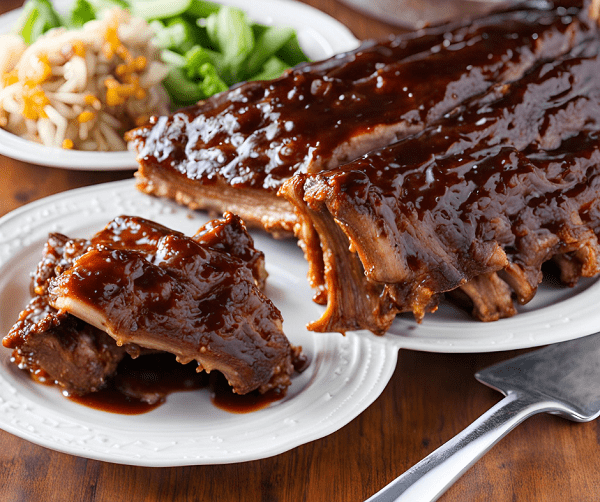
48,217,293,396
130,1,591,191
297,36,600,292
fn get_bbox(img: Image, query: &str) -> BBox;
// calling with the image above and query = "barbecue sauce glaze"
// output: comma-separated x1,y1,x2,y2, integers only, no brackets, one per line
130,2,590,191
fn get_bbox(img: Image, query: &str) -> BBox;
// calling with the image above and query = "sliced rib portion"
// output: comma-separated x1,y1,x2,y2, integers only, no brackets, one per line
4,296,126,395
3,233,127,395
46,215,295,395
5,214,297,395
193,211,268,290
281,42,600,333
127,1,597,235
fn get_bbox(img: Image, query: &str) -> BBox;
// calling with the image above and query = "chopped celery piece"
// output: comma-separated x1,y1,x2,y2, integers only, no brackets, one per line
205,7,255,84
152,17,199,53
184,45,222,78
13,0,62,44
188,24,213,52
162,67,204,104
185,46,212,73
185,0,220,18
251,23,268,40
244,26,294,78
205,7,253,59
150,20,180,49
161,49,187,67
197,62,228,96
68,0,97,27
130,0,192,20
276,33,310,66
251,56,290,81
165,16,201,52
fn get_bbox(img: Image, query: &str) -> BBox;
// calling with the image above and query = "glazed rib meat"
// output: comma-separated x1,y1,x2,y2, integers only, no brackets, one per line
288,37,600,307
4,214,297,395
280,40,600,334
47,215,296,395
3,233,127,395
126,0,598,236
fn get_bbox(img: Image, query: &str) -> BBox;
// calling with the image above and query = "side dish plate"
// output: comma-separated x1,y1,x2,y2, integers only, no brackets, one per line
0,0,359,171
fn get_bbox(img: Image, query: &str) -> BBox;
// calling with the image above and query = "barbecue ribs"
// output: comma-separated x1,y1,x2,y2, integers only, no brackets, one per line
127,0,598,236
280,41,600,333
4,215,300,395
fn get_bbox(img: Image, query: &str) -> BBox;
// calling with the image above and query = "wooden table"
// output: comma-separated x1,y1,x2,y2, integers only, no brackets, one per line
1,1,599,500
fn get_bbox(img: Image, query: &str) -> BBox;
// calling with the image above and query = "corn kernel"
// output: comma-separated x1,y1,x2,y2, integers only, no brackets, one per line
84,94,102,109
72,41,86,59
106,88,124,107
1,69,19,87
62,138,74,149
103,23,119,60
134,56,147,71
116,45,131,62
77,111,96,123
104,77,119,89
21,84,49,120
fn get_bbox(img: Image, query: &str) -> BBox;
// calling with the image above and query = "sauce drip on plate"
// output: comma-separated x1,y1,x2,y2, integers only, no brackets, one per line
65,353,286,415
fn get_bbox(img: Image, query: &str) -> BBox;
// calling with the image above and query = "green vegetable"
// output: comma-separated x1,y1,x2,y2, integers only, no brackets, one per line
165,16,203,53
160,48,187,67
185,0,219,18
13,0,62,44
148,0,310,103
275,33,308,67
162,66,204,104
205,7,253,60
251,56,290,81
243,26,294,79
196,62,228,96
161,48,227,105
67,0,96,27
130,0,192,20
204,7,256,84
151,17,199,53
184,45,222,76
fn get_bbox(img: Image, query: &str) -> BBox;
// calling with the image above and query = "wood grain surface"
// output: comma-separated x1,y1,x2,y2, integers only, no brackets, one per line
0,1,599,501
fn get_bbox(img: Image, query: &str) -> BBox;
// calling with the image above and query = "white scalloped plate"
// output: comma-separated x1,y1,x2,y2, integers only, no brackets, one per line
0,179,396,466
0,0,359,171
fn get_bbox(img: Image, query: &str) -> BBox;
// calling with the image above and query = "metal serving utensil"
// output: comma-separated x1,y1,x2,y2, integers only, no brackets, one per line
366,331,600,502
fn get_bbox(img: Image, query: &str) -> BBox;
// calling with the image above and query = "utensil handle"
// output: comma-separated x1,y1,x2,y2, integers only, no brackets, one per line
365,391,558,502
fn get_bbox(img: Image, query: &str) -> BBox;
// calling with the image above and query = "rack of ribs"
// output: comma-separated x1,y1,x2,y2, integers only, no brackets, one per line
280,39,600,334
4,214,302,396
126,0,598,237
